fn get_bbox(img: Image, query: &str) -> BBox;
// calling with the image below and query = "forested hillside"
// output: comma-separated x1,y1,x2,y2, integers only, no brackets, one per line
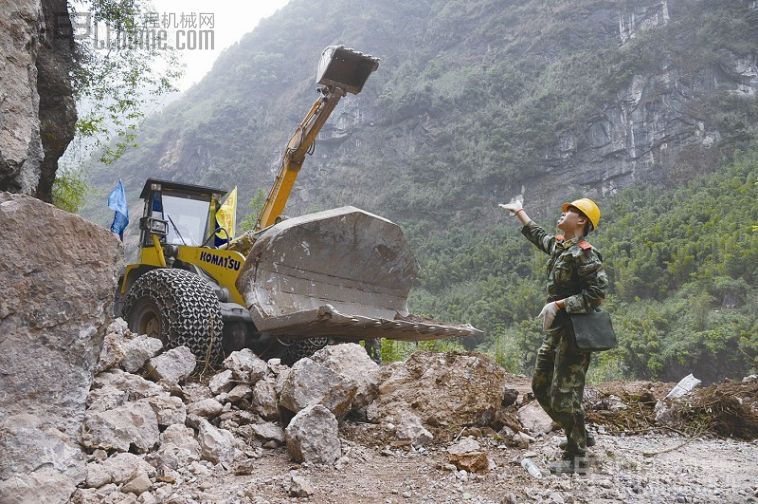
409,150,757,383
84,0,758,382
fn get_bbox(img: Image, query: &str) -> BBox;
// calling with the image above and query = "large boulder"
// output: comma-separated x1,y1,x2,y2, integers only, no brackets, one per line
196,419,236,466
145,346,196,385
0,414,85,503
311,343,380,410
285,405,341,465
81,400,160,453
278,358,358,420
373,352,507,439
251,379,279,420
149,424,202,470
223,349,268,382
0,194,121,502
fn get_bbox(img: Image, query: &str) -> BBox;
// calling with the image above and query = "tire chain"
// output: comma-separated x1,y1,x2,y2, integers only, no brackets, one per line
282,336,329,365
122,269,223,365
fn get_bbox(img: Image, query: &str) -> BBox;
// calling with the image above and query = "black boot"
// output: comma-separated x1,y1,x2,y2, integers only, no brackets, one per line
559,432,595,450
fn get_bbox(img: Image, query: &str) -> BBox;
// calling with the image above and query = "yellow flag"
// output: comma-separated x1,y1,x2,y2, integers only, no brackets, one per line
216,186,237,241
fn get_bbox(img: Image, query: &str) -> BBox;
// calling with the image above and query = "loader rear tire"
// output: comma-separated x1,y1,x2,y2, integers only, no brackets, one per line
122,269,223,366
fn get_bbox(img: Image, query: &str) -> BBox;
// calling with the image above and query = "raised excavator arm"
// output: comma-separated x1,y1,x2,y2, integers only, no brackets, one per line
256,46,379,230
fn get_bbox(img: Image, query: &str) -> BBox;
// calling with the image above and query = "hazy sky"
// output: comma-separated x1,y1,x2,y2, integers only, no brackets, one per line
149,0,290,91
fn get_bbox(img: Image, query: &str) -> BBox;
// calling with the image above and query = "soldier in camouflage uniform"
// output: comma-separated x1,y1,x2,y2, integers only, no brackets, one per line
500,197,608,473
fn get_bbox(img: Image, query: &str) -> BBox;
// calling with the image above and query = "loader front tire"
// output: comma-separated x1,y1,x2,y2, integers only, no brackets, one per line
282,337,329,365
122,269,223,366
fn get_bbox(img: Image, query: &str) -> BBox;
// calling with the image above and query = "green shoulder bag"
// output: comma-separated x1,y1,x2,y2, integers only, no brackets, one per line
569,310,617,351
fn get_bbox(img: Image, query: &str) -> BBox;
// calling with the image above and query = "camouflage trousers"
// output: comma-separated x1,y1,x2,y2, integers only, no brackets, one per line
532,318,591,455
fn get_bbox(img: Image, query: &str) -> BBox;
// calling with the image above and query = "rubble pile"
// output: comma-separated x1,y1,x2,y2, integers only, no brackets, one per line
65,327,540,502
13,309,753,503
585,378,758,439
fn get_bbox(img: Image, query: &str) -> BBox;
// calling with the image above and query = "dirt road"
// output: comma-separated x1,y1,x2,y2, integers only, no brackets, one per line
155,430,757,503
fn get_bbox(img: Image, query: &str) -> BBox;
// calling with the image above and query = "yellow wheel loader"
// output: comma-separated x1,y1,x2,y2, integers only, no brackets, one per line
116,46,482,365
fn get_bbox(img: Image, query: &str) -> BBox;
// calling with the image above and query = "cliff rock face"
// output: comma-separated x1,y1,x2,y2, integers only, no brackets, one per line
0,0,76,201
0,193,122,503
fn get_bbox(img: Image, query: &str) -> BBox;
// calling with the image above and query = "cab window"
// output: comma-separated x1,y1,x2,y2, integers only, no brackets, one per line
162,193,210,246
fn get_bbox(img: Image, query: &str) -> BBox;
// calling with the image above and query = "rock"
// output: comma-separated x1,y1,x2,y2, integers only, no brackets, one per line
279,358,358,420
81,400,160,452
187,398,224,418
548,491,565,504
0,0,76,198
209,369,235,394
121,470,152,495
145,347,196,385
654,400,674,424
390,411,434,447
121,335,163,373
85,462,112,488
93,369,164,400
502,387,519,407
311,343,380,410
0,194,121,503
251,422,286,444
251,379,279,420
107,318,128,336
150,424,201,470
138,492,158,504
288,473,315,497
99,453,155,485
146,394,187,427
518,401,554,435
197,419,236,466
86,386,129,413
274,366,291,396
510,432,533,449
447,437,490,473
223,349,268,382
227,384,253,403
96,331,128,374
0,414,85,503
285,405,341,465
374,352,507,435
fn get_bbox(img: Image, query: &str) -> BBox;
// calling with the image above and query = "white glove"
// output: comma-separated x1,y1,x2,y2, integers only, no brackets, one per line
537,302,560,331
498,201,523,214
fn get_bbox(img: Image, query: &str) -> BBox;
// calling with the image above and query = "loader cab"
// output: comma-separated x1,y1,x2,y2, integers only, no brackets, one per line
138,179,227,248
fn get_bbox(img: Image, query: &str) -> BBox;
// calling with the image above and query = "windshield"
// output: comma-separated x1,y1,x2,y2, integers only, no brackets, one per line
162,194,210,246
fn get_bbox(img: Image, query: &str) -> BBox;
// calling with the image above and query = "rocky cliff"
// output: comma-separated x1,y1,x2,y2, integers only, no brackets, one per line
0,0,77,201
84,0,758,229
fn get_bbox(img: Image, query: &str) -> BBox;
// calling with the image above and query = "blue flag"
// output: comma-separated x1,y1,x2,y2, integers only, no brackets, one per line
107,179,129,240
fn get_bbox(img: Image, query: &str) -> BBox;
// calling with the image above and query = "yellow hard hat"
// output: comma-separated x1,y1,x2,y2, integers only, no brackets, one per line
562,198,601,229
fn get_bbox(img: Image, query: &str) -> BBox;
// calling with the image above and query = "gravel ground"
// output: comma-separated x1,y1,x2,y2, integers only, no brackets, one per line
152,430,758,504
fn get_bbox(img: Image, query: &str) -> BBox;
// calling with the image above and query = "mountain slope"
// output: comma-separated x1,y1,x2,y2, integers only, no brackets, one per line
87,0,758,228
84,0,758,381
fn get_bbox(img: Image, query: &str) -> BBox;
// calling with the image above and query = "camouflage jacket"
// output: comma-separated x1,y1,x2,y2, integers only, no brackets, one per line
521,221,608,314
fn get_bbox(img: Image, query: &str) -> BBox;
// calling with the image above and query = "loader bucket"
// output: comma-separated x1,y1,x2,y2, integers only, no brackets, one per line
317,46,380,95
236,207,482,342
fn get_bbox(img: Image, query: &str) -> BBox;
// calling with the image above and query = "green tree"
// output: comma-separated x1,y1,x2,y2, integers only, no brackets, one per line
68,0,183,164
52,167,89,213
239,188,268,232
